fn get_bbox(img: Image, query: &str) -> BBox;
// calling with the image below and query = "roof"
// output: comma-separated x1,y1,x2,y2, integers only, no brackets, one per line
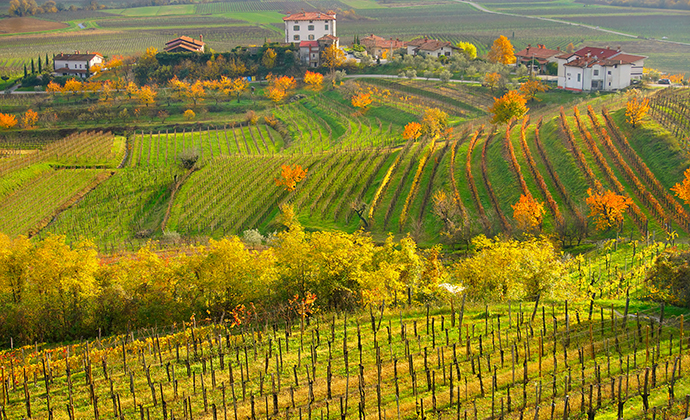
573,46,620,60
416,40,453,52
515,44,560,60
563,56,599,68
361,34,406,49
612,53,646,64
319,34,338,41
299,41,319,47
165,36,205,53
54,53,102,61
564,54,645,69
283,11,335,21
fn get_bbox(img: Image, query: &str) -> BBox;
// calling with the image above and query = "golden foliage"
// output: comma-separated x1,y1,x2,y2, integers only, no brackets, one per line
304,70,324,91
671,168,690,205
483,72,502,91
137,85,157,107
0,113,18,129
512,194,545,231
586,188,633,231
46,81,62,94
21,109,38,129
519,79,549,101
487,35,515,65
456,41,477,59
420,108,448,138
625,96,649,128
265,75,296,104
488,90,528,125
183,109,195,121
261,48,277,69
63,78,82,94
275,164,308,192
403,121,422,141
351,92,372,112
321,44,345,72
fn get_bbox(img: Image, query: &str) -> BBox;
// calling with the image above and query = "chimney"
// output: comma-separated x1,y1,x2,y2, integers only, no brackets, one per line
200,34,203,42
557,46,560,51
617,46,621,52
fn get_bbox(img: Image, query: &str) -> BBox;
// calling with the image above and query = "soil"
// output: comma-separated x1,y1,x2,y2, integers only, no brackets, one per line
0,16,68,34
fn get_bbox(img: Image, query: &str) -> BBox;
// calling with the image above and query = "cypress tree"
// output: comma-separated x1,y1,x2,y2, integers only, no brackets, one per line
31,59,35,74
45,53,49,70
38,56,42,73
24,64,27,78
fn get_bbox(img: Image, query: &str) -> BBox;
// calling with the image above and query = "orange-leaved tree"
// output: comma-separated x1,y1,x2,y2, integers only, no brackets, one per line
21,109,38,129
321,44,346,74
137,85,157,107
671,168,690,205
625,95,649,128
668,74,685,84
351,92,372,113
403,121,422,141
489,90,528,124
265,75,296,104
586,187,633,231
275,164,308,192
46,81,63,95
519,79,549,102
63,78,82,96
186,80,205,106
512,194,545,231
304,70,324,91
0,113,17,129
487,35,515,65
219,76,249,103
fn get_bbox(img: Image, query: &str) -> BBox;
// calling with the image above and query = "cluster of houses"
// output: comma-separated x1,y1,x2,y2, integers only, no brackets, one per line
51,11,646,92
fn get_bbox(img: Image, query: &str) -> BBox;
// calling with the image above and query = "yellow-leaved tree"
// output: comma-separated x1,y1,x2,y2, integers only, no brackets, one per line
519,79,549,102
321,44,345,74
456,41,477,59
625,94,650,128
137,85,157,107
488,90,528,124
265,75,296,104
21,109,38,129
512,194,546,231
488,35,515,65
586,188,633,231
0,113,17,129
483,72,502,92
261,48,277,69
420,107,448,138
351,92,372,113
304,70,324,91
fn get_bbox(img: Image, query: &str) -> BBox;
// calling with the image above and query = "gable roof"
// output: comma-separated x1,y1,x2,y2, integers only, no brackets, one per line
612,53,646,64
165,36,205,53
283,11,335,21
299,40,319,47
573,46,620,60
55,52,102,61
515,44,560,60
361,34,406,49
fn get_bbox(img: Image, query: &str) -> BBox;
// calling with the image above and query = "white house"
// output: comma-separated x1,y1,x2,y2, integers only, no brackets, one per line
556,46,645,92
53,52,103,78
283,11,336,43
406,38,457,58
299,34,339,67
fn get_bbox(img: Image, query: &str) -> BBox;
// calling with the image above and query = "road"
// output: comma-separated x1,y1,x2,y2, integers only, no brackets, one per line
346,74,481,84
454,0,690,48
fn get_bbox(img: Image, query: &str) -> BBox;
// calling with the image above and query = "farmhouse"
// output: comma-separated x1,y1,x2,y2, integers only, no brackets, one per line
407,37,457,58
299,34,339,67
514,44,561,74
556,46,646,92
164,35,206,53
53,52,103,78
284,11,336,43
360,34,407,59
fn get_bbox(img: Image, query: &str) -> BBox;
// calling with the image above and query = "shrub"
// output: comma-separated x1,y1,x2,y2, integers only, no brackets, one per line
645,249,690,308
177,148,199,170
183,109,195,121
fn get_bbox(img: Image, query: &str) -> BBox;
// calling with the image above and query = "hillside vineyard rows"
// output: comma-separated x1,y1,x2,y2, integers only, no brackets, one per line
1,301,690,419
0,82,682,249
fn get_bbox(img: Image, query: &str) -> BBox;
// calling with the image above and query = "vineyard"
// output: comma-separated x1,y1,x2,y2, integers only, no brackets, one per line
1,270,690,420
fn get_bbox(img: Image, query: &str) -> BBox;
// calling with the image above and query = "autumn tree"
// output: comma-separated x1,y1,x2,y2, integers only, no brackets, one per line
420,108,448,138
512,194,545,231
566,43,575,53
304,70,324,91
261,48,277,69
46,81,63,95
219,76,249,103
186,80,205,106
184,109,195,121
586,188,633,231
351,92,372,113
403,121,422,141
488,35,515,65
625,95,650,128
519,79,549,101
265,75,296,104
63,78,82,97
21,109,38,129
99,80,114,103
456,41,477,59
489,90,529,124
321,44,345,74
275,164,308,191
671,168,690,205
0,113,17,129
137,85,157,107
432,190,471,249
483,72,503,92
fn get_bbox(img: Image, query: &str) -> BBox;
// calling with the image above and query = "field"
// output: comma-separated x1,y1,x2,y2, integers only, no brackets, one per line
1,0,690,77
0,16,67,34
2,288,690,420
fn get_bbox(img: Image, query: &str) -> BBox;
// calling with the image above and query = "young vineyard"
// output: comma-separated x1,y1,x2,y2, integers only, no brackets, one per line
0,299,689,420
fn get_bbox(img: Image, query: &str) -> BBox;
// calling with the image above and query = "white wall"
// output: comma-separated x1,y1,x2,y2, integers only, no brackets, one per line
285,19,335,43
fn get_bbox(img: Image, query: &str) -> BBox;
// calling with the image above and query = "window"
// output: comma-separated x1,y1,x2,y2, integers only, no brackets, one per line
577,73,581,82
293,25,300,31
308,34,315,40
608,71,612,75
593,70,599,76
294,35,300,41
325,24,329,30
308,25,314,30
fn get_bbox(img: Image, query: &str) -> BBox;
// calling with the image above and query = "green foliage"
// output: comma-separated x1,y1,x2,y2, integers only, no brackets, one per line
645,249,690,308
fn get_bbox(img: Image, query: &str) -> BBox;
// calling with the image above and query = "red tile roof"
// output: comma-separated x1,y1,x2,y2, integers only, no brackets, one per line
299,41,319,47
283,11,335,21
362,34,406,49
612,53,646,64
55,53,102,61
165,36,205,53
515,44,560,60
573,46,620,60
